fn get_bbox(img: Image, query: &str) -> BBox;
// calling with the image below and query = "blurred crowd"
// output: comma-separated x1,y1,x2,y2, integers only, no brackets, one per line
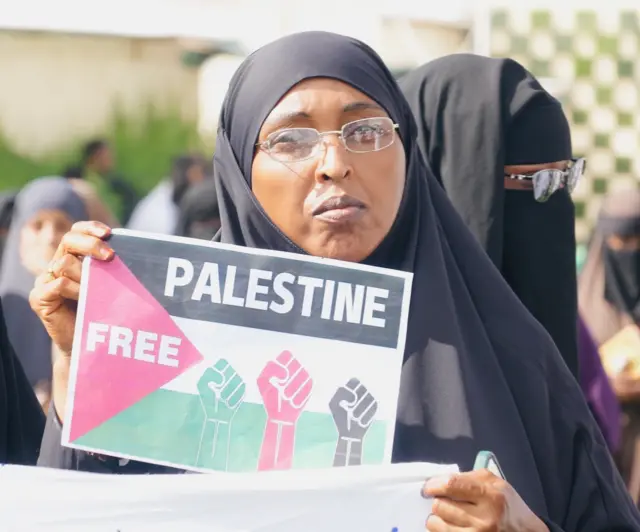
0,139,222,260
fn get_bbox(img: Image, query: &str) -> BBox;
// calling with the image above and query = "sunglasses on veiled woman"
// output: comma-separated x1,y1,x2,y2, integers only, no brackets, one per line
504,158,586,203
257,117,399,163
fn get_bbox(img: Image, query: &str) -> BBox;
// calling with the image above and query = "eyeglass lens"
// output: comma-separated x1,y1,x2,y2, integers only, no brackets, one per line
532,159,584,202
265,117,395,162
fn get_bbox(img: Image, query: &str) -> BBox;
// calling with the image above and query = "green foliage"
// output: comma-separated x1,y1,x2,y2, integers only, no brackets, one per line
0,104,213,195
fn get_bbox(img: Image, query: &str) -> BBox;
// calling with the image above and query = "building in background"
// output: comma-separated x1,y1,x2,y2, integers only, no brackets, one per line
0,0,472,160
475,0,640,243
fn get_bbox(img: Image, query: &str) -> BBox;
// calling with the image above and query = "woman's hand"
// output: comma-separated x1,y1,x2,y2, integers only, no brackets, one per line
423,469,549,532
29,221,114,421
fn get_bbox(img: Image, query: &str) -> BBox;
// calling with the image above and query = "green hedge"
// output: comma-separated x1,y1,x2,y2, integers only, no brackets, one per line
0,104,213,195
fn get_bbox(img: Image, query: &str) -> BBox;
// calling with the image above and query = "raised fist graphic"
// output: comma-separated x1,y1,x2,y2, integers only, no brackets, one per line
257,351,313,470
195,358,246,469
329,378,378,466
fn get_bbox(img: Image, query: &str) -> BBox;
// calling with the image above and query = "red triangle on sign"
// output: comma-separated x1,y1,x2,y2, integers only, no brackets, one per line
68,255,204,442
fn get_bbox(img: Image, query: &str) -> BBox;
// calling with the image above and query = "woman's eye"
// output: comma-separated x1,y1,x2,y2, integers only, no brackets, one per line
272,132,299,145
350,126,380,143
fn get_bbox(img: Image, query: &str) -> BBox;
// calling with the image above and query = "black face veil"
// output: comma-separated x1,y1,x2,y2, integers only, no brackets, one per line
399,55,579,378
212,32,637,530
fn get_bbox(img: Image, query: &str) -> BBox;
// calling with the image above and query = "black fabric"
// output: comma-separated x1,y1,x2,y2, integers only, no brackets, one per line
175,179,220,240
505,103,572,165
0,189,17,265
603,246,640,322
209,32,637,529
400,54,578,379
0,297,44,465
108,174,138,225
38,33,639,529
170,154,206,206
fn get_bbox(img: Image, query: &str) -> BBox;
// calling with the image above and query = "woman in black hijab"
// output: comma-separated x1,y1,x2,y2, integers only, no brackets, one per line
31,32,638,529
400,55,580,379
0,296,44,465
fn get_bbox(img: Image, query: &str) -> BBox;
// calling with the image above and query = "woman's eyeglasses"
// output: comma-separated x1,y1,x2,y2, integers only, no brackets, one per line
257,117,399,163
505,158,586,203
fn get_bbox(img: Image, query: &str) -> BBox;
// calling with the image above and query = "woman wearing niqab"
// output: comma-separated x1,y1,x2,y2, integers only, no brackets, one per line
32,32,638,529
400,54,580,379
580,189,640,503
399,54,621,452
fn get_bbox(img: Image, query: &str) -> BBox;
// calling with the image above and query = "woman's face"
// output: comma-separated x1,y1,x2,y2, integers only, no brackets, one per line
19,209,73,275
252,78,405,262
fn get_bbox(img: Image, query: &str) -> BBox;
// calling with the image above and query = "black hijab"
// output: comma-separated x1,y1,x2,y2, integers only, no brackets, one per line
0,296,44,465
400,54,579,378
210,32,636,529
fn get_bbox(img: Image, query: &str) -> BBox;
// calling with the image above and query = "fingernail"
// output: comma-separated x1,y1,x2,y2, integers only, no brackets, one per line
425,475,450,490
100,247,113,260
93,226,108,238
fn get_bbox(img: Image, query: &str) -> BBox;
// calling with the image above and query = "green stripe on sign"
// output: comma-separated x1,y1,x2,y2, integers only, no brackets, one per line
75,388,387,471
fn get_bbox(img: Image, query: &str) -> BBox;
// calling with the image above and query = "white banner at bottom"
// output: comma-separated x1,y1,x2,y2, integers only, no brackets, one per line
0,462,458,531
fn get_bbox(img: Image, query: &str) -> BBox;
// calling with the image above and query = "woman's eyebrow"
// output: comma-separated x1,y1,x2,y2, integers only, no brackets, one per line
342,101,384,113
265,101,383,127
265,110,311,125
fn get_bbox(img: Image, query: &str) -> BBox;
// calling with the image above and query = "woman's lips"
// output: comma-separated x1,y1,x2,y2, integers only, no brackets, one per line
312,195,367,223
313,205,366,223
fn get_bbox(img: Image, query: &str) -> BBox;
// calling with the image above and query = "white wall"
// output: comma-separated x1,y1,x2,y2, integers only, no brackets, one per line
0,32,198,157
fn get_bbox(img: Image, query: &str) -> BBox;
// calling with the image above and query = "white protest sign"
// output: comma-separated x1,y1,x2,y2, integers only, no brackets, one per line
63,229,413,472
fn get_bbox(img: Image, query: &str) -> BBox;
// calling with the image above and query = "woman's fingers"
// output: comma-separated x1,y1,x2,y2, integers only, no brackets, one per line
52,222,114,263
425,514,465,532
429,497,475,527
31,275,81,310
49,253,83,284
71,220,111,239
57,231,113,262
423,474,484,503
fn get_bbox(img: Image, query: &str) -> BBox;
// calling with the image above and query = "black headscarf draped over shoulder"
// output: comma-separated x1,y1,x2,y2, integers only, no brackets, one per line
400,54,579,378
210,33,637,529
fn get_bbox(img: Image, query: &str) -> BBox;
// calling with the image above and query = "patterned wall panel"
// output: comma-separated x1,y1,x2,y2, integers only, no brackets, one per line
489,9,640,242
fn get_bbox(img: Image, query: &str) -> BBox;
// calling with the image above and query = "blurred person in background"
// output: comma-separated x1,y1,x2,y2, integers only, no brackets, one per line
0,177,87,411
67,178,120,228
127,153,210,235
75,138,137,225
400,55,621,451
579,188,640,504
175,178,220,240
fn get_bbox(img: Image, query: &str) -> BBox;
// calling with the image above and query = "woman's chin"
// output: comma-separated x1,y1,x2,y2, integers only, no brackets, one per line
303,233,379,263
